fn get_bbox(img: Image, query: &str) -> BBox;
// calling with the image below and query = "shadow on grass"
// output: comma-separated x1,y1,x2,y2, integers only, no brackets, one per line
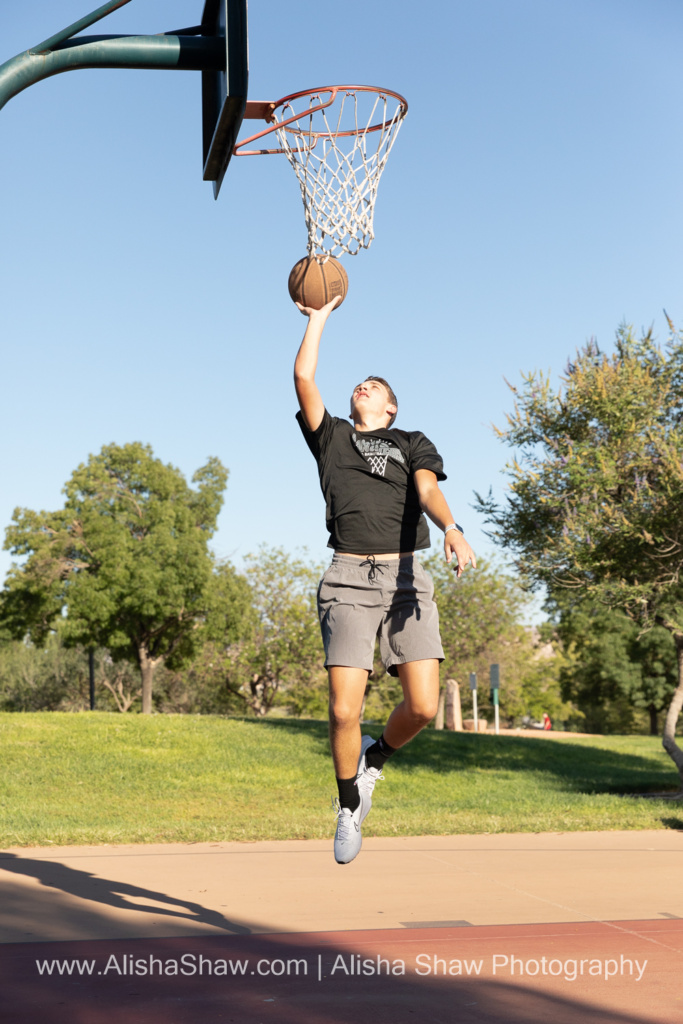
252,718,678,800
407,732,679,800
660,816,683,830
234,716,332,757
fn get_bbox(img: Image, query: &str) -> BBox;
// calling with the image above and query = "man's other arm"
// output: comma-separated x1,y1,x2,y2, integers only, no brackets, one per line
293,298,341,431
414,469,477,576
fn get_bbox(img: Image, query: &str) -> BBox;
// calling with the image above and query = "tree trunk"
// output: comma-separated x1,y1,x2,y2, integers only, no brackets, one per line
662,635,683,790
138,644,161,715
648,704,658,737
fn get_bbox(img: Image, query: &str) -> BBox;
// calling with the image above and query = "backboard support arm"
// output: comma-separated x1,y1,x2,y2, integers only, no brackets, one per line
0,0,247,194
30,0,137,54
0,34,225,114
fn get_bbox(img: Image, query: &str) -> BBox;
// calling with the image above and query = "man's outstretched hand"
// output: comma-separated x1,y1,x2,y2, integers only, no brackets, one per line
295,296,342,319
445,530,477,578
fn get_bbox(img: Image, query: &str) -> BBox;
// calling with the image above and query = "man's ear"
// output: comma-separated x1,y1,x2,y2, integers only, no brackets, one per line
387,404,397,417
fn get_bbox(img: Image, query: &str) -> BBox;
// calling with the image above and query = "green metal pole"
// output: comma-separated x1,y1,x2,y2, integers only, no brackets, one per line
31,0,135,54
0,35,224,113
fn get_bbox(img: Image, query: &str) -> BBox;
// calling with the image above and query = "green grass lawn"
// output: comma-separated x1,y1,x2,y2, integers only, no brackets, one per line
0,713,680,847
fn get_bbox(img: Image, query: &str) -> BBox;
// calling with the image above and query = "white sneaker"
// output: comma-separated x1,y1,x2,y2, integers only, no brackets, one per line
355,734,384,824
332,796,365,864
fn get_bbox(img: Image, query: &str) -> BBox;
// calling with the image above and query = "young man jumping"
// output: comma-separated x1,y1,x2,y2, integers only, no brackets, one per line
294,297,476,864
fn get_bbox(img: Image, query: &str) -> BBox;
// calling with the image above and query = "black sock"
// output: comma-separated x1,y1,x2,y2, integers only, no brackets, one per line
365,733,397,772
336,776,361,812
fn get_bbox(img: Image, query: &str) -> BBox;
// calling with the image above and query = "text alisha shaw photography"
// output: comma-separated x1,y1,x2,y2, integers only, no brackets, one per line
35,950,648,984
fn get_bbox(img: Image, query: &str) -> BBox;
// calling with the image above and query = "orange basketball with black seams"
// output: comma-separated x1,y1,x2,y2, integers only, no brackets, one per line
288,255,348,310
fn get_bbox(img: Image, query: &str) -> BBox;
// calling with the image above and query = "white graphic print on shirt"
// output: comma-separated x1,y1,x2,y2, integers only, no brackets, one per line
352,433,406,476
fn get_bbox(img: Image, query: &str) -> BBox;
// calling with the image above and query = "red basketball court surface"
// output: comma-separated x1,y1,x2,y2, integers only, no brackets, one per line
1,830,682,1023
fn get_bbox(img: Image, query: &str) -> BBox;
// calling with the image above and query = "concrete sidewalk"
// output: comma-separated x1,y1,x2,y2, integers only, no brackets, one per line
2,831,683,941
1,831,682,1023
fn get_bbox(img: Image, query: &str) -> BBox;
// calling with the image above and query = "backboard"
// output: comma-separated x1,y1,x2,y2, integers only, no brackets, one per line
201,0,248,198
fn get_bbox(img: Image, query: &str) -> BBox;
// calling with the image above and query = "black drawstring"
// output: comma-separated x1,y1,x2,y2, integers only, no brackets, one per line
359,554,386,582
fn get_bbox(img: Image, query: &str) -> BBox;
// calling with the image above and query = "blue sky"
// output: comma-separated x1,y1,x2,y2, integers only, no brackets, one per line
1,1,682,605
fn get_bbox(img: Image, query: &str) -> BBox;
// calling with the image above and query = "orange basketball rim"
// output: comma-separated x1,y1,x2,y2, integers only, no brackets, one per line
234,85,408,258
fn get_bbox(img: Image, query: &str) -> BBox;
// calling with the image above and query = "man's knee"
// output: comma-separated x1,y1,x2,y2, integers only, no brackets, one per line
327,667,368,730
328,697,362,730
403,687,440,727
396,660,440,727
406,701,438,729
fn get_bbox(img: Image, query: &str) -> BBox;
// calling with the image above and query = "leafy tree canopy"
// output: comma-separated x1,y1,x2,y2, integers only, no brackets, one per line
1,442,235,712
475,322,683,783
548,594,677,735
223,546,326,717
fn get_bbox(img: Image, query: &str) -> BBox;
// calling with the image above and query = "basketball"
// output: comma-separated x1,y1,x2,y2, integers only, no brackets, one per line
288,255,348,310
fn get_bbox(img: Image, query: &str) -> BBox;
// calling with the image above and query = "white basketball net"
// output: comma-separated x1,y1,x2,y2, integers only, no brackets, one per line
272,88,406,258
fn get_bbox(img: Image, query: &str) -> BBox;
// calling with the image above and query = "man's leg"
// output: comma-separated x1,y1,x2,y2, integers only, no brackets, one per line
374,558,442,756
328,665,370,865
328,665,369,779
365,659,440,770
383,658,440,747
356,659,439,825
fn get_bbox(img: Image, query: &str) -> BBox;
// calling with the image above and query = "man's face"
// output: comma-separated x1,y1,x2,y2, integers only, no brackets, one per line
349,379,397,425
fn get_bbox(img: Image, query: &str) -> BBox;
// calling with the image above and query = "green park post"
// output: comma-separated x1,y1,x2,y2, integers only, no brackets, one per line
490,663,500,735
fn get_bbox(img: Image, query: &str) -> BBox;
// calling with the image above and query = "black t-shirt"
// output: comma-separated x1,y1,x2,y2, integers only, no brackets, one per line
297,409,446,553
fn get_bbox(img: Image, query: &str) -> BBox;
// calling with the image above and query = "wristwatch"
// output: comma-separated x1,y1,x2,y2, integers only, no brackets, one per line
444,523,464,536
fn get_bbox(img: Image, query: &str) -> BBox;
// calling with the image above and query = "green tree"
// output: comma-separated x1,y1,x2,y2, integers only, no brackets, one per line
241,547,326,716
1,442,239,713
207,547,326,717
0,632,144,713
150,561,256,715
476,323,683,785
423,555,572,725
0,631,88,711
548,596,677,735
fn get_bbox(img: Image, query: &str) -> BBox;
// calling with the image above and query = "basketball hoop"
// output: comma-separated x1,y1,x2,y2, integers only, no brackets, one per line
235,85,408,258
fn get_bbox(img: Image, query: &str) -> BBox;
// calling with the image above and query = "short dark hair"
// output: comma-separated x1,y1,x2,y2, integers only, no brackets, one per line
352,376,398,427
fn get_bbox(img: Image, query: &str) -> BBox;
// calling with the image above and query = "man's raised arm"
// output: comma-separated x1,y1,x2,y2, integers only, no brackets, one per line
293,298,340,431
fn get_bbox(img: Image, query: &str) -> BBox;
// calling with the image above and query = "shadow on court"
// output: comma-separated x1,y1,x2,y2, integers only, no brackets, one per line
0,853,250,937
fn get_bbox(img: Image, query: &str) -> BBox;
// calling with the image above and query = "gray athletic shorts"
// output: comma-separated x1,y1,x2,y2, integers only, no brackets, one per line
317,553,444,677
